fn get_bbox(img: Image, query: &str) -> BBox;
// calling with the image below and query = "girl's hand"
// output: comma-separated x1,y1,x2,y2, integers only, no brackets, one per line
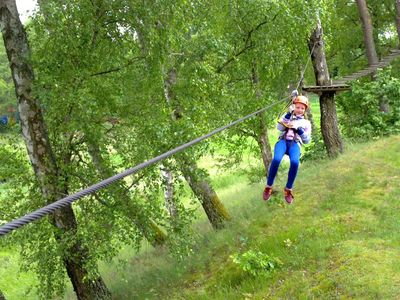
284,112,292,119
297,127,305,135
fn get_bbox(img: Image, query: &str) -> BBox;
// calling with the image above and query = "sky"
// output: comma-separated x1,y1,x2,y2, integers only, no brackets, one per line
16,0,38,24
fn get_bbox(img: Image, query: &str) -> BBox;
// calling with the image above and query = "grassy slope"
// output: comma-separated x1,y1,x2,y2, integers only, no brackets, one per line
104,136,400,299
2,110,399,299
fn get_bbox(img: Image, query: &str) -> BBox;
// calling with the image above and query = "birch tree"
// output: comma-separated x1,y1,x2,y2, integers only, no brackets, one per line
0,1,110,299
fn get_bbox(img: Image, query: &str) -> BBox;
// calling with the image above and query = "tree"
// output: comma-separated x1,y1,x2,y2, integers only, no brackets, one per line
356,0,379,65
251,65,272,173
356,0,390,112
308,18,344,157
100,0,233,230
0,1,111,299
35,0,170,229
326,0,397,77
86,138,167,246
29,0,196,259
198,0,318,180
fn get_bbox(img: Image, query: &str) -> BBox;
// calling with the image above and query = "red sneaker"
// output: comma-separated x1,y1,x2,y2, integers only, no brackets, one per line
284,188,294,204
263,186,273,201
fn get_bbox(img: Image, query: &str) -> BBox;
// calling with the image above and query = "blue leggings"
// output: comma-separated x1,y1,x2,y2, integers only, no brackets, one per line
266,139,301,189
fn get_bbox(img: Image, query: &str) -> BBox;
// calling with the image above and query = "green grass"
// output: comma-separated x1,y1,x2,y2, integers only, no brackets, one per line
2,125,399,299
97,135,400,299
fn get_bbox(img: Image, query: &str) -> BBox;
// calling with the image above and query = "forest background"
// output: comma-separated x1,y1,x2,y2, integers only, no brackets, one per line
1,0,400,299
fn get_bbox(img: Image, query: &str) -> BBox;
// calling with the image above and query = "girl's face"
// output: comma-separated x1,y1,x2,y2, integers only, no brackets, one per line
294,103,306,116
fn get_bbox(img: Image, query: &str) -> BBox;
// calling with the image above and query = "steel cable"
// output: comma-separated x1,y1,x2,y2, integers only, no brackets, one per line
0,96,289,236
277,41,318,117
0,41,319,236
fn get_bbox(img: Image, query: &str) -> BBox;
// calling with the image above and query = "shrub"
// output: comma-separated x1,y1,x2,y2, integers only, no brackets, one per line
231,249,282,277
301,131,327,161
337,69,400,139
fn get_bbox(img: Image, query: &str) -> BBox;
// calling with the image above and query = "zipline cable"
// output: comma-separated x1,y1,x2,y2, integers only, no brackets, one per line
0,42,318,237
297,41,317,91
0,96,289,236
278,41,318,116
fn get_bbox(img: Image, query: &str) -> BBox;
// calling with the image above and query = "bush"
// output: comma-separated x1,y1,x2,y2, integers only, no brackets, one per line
301,132,327,162
337,69,400,139
231,249,282,277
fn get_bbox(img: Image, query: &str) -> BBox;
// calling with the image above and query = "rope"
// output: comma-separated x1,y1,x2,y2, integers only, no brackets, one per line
0,96,289,236
297,41,317,91
277,41,318,117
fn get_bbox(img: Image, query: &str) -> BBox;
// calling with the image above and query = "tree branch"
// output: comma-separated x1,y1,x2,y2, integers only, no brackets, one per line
238,128,257,138
126,173,146,190
71,172,111,206
90,56,146,77
73,150,89,167
216,43,254,73
216,15,277,73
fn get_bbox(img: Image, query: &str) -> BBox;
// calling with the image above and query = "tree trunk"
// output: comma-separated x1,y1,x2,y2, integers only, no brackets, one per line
53,205,111,300
355,0,389,112
355,0,379,66
160,165,178,218
396,0,400,48
161,69,180,218
87,140,167,246
179,155,230,229
0,2,111,299
0,290,6,300
251,65,272,173
308,18,343,158
135,23,182,223
257,118,272,172
257,113,272,172
319,92,343,157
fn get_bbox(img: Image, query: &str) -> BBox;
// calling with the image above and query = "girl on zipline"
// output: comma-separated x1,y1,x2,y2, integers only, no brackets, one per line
263,92,311,204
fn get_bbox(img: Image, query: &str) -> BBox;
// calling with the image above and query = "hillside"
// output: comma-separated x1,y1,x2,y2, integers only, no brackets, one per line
99,136,400,299
2,136,399,299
